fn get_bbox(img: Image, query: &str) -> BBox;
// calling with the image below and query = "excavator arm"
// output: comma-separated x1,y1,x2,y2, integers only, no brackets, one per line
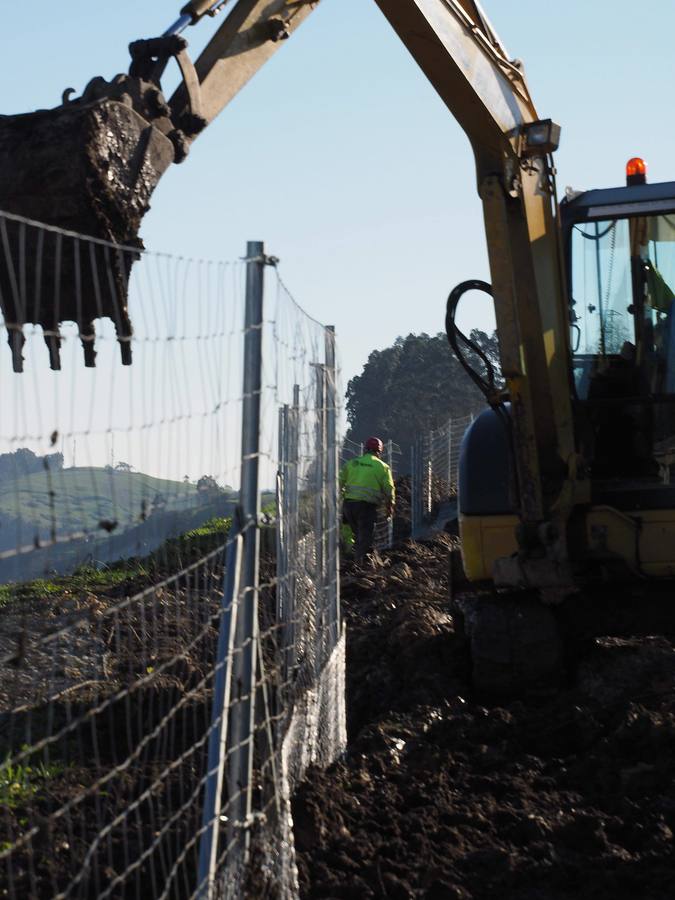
0,0,578,573
170,0,577,556
169,1,320,129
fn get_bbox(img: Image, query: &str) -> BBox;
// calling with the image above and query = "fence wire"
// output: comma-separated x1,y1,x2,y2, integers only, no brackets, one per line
410,414,474,536
0,212,344,899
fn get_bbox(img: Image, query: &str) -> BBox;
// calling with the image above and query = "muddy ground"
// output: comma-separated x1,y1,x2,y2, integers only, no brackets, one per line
293,534,675,899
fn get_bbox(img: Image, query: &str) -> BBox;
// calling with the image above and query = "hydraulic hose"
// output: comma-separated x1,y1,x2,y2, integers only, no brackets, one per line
165,1,231,35
445,278,520,498
445,279,500,403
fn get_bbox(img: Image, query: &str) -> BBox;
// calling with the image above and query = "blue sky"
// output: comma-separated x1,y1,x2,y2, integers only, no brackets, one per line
4,0,675,394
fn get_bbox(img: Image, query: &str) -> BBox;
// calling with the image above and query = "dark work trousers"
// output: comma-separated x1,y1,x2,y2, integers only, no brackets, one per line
343,499,378,560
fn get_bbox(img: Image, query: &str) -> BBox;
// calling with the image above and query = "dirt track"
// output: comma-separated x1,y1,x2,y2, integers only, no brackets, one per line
293,534,675,899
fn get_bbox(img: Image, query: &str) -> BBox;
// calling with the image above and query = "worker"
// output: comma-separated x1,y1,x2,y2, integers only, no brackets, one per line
339,437,395,561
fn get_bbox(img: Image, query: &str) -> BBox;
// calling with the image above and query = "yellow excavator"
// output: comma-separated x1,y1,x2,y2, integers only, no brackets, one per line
2,0,675,692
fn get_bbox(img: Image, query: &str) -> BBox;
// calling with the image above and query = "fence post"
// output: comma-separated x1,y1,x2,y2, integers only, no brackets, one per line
313,363,327,672
386,439,394,548
286,384,300,675
426,431,432,518
277,404,289,670
225,240,265,869
447,418,453,486
276,405,284,621
196,525,244,900
410,444,417,538
324,326,340,647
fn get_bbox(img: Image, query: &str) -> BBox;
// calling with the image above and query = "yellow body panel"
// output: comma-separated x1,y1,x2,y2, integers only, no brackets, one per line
459,514,519,581
584,506,639,572
461,507,675,581
637,510,675,577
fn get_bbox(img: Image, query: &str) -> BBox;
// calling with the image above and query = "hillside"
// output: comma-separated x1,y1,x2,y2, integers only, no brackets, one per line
0,467,216,548
0,468,279,585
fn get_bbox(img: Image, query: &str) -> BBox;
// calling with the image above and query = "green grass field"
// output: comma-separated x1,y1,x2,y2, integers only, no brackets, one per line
0,468,222,545
0,514,232,607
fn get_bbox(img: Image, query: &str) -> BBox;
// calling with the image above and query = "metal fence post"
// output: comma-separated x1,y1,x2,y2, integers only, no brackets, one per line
277,404,289,674
313,363,327,672
196,526,244,899
386,439,394,548
225,240,265,868
414,435,424,534
324,326,340,647
426,431,433,518
410,444,417,538
276,406,284,620
447,418,453,486
286,384,300,675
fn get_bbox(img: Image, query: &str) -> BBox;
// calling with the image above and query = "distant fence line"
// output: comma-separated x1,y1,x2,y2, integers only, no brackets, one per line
410,413,475,536
0,214,343,898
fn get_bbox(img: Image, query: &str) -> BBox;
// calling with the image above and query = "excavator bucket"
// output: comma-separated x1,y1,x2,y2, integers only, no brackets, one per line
0,1,307,371
0,78,177,371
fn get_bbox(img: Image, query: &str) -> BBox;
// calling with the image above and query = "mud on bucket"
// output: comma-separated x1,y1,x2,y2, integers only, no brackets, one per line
0,95,175,371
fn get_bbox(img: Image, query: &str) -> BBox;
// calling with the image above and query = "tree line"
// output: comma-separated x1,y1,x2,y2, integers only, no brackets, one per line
0,448,64,478
345,330,500,470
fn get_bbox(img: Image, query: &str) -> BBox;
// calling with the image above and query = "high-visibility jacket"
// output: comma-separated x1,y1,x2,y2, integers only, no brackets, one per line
340,452,395,506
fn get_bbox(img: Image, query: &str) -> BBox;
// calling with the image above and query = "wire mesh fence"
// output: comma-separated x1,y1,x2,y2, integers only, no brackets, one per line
410,414,474,536
339,438,401,552
0,213,344,898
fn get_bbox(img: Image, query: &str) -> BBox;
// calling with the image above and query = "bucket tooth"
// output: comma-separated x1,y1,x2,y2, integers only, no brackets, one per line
44,333,62,371
115,313,133,366
82,326,97,368
9,328,24,374
119,338,133,366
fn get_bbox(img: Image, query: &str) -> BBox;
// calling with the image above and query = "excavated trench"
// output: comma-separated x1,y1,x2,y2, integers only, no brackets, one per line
293,534,675,899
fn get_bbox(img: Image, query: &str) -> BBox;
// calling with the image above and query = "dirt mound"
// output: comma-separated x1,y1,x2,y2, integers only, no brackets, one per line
293,536,675,899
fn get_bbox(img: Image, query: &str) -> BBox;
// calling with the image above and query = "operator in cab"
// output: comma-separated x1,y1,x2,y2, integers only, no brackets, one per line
340,437,395,561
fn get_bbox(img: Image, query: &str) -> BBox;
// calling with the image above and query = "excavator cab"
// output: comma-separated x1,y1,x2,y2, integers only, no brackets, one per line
458,161,675,585
454,162,675,695
563,163,675,484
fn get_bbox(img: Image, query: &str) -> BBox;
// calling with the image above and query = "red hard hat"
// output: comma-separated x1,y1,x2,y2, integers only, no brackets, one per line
365,437,383,453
